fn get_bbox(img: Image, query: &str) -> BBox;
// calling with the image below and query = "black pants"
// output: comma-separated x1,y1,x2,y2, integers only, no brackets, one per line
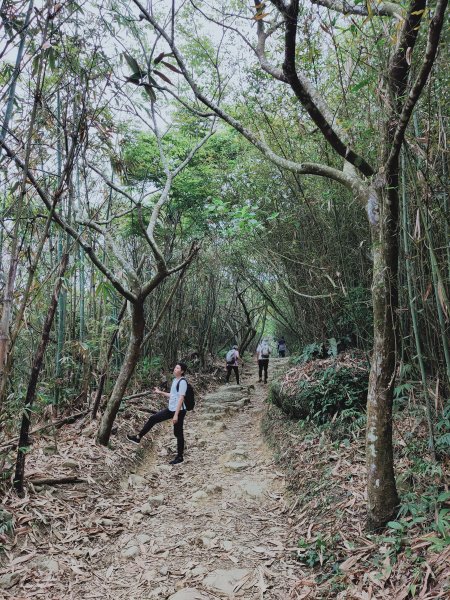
138,408,186,457
258,359,269,382
226,365,240,384
278,350,286,358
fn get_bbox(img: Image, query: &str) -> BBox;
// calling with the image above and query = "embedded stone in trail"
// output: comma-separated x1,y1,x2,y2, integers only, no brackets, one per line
31,556,60,573
191,489,208,502
127,474,146,487
0,573,20,590
223,460,251,471
239,479,267,499
203,568,251,595
120,545,140,559
203,384,251,406
168,589,210,600
147,494,165,506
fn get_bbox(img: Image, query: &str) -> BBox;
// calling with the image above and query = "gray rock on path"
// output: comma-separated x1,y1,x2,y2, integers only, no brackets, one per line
226,449,248,460
0,573,20,590
203,568,251,595
147,494,165,506
138,502,154,515
203,384,250,406
191,490,208,502
168,588,210,600
31,557,60,573
223,460,251,472
128,474,146,487
121,545,140,558
239,480,266,499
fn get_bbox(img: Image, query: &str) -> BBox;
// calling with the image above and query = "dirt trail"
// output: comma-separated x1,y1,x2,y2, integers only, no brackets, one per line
5,359,304,599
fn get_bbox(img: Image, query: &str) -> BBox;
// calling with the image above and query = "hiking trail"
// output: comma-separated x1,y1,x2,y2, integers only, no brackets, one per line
4,359,306,599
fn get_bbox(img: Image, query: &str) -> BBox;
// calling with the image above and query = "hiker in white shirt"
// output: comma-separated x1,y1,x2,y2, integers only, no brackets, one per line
225,345,240,385
256,339,271,383
127,362,188,465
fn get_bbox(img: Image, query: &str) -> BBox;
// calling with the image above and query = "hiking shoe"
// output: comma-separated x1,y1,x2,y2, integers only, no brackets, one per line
169,456,184,465
258,379,262,383
127,434,140,444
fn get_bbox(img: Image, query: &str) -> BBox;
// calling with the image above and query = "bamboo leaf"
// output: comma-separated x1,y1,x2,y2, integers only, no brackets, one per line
123,52,141,75
153,70,173,85
126,72,142,84
161,60,183,75
142,83,156,101
350,78,370,92
154,52,165,64
437,282,449,320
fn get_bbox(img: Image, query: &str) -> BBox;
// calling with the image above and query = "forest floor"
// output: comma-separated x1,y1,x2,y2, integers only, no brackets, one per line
1,359,309,599
1,358,449,599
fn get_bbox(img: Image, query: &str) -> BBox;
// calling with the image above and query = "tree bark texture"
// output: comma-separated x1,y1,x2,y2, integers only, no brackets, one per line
96,301,145,446
366,182,400,529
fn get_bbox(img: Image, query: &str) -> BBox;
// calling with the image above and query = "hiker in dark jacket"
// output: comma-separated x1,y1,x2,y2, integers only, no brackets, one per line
127,362,188,465
277,337,287,358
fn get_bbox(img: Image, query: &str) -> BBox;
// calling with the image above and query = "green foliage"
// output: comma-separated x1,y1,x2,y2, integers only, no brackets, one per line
138,355,163,379
269,364,368,424
296,341,326,363
435,403,450,456
371,490,450,563
297,535,336,568
333,286,373,347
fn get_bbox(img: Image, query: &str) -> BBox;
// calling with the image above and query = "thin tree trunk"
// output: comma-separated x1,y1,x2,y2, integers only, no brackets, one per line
366,181,400,530
401,152,436,459
96,300,145,445
91,300,127,419
0,8,51,401
0,195,60,405
412,115,450,386
13,252,69,497
0,0,34,142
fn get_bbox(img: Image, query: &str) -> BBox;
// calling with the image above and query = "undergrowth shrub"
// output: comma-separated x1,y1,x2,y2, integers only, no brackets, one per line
269,364,368,424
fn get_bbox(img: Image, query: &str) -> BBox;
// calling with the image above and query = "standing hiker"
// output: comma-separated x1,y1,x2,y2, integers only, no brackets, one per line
225,345,240,385
277,337,287,358
256,338,271,383
127,362,189,465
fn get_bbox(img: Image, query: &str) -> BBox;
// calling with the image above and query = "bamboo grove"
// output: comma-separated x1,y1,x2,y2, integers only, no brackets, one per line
0,0,449,529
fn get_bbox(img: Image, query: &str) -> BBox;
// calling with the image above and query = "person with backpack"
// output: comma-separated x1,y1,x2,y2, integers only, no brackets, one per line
225,345,240,385
256,338,271,383
127,362,194,465
277,337,287,358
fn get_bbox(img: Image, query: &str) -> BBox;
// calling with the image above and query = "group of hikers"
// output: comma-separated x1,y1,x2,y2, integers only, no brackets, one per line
225,337,287,384
127,337,287,466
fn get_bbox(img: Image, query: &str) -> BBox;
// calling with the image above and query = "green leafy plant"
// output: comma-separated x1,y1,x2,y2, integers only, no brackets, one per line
269,364,368,425
297,535,335,567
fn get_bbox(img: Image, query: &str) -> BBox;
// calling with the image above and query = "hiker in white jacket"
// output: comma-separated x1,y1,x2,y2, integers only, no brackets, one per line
256,339,271,383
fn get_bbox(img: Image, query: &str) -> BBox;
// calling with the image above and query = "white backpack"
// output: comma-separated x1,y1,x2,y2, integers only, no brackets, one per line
260,342,270,358
226,349,236,363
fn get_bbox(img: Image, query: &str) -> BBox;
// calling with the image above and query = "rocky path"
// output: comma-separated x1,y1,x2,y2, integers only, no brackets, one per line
5,359,303,599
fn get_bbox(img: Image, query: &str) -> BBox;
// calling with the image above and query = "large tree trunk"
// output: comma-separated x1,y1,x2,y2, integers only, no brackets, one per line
96,300,145,446
366,180,400,530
